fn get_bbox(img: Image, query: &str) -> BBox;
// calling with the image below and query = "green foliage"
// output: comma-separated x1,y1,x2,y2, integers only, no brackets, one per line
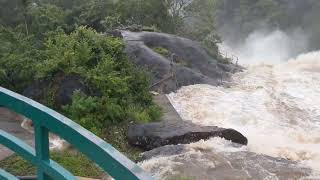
0,155,35,176
0,0,179,34
0,26,38,91
126,104,162,124
172,0,222,60
50,150,103,178
153,47,171,58
63,91,122,136
116,0,176,33
27,4,67,35
35,26,119,79
1,23,161,136
35,27,162,136
103,121,144,161
101,15,122,31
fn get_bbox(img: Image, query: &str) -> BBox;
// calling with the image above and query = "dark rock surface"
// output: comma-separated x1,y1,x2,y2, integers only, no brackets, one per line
140,142,316,180
122,31,242,93
129,95,247,151
22,75,88,106
22,81,48,103
56,75,87,106
128,121,247,151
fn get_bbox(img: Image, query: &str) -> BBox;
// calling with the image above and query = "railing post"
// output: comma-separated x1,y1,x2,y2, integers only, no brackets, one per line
34,124,51,180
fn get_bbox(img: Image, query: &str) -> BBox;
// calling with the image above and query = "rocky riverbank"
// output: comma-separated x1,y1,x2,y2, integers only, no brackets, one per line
121,31,318,179
122,31,241,93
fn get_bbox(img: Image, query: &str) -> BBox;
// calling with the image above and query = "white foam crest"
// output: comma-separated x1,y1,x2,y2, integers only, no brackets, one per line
49,137,66,150
20,119,67,150
140,138,244,179
167,50,320,170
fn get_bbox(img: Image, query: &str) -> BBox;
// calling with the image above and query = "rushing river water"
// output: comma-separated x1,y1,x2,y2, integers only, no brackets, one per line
140,51,320,179
166,51,320,171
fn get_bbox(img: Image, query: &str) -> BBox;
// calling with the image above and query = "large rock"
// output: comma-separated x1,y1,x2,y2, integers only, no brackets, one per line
139,139,316,180
55,75,87,106
128,121,247,151
122,31,241,93
22,80,49,104
23,74,89,106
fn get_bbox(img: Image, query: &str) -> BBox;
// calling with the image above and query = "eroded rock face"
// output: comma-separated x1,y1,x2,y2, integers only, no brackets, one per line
139,138,317,180
128,121,247,151
122,31,241,93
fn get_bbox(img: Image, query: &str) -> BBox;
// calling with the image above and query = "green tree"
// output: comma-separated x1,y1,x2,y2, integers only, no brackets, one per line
0,26,38,91
179,0,222,58
27,4,66,35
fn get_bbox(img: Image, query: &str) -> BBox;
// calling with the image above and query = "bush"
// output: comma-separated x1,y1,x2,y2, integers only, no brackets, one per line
0,27,38,91
1,26,162,137
41,27,163,136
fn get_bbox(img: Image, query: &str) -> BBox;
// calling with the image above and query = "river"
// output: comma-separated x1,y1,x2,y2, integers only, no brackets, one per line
141,50,320,179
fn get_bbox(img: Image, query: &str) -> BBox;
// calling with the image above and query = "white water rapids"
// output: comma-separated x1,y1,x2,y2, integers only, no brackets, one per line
164,51,320,172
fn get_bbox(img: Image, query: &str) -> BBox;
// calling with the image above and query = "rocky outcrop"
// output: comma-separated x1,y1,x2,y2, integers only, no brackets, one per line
128,121,247,150
140,140,316,180
122,31,241,93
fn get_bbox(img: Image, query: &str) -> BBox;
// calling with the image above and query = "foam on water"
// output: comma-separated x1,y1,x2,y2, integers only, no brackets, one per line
21,119,66,150
140,138,248,179
167,51,320,171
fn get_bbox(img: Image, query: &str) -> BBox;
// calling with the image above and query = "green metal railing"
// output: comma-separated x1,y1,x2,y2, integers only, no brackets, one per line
0,87,153,180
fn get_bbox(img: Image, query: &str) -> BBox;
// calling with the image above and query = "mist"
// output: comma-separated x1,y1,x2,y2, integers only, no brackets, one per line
214,0,320,65
220,28,311,65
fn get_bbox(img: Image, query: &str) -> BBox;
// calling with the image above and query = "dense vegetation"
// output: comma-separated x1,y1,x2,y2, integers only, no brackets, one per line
0,24,162,135
0,1,168,136
1,0,319,177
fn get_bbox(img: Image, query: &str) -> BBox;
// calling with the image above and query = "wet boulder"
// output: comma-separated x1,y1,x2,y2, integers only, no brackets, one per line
121,31,242,93
128,121,247,151
55,75,87,106
23,74,89,107
22,80,49,103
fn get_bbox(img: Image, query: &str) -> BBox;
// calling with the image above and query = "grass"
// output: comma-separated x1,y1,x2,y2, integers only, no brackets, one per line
102,121,143,162
0,155,35,176
153,47,170,58
0,150,103,178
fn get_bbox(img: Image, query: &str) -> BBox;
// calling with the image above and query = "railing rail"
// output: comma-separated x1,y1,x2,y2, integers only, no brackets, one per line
0,87,153,180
